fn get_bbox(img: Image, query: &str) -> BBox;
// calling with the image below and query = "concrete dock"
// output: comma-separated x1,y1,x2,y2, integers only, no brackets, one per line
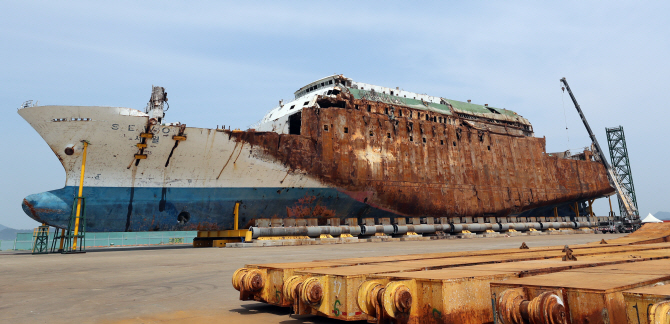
0,234,624,323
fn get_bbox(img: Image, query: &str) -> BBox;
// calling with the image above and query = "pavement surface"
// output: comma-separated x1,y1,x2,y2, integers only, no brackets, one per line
0,233,626,324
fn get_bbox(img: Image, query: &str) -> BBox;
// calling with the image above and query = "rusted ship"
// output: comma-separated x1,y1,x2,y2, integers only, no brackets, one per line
19,75,614,232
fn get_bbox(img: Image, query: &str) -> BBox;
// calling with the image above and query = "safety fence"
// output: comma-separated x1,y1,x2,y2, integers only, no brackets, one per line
0,231,198,251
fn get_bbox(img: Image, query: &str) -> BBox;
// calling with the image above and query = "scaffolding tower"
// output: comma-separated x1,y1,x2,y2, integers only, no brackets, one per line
606,126,639,217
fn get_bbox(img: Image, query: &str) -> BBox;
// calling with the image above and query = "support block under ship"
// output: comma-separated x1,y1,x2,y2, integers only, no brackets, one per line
19,75,614,232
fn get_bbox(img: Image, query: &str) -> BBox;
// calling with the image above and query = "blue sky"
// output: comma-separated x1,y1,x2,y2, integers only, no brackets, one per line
2,1,669,229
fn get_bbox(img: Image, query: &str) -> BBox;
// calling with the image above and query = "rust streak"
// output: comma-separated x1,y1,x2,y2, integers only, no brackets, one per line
216,141,240,179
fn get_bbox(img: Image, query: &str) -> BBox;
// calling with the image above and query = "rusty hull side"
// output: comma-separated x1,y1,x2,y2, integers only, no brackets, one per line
232,93,614,219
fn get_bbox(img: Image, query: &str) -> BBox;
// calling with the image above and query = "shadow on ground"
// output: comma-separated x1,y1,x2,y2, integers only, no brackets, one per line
230,303,365,324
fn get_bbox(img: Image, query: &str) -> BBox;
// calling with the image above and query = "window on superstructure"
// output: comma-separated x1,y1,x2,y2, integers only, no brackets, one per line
327,90,332,95
290,105,295,110
321,82,324,86
288,112,302,135
390,90,394,96
329,80,333,84
304,101,309,106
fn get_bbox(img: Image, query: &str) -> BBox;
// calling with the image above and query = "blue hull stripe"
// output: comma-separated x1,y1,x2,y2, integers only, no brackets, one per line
22,186,396,232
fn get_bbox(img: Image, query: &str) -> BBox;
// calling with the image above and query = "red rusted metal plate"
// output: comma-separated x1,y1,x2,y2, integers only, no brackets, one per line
564,259,670,275
493,271,670,292
297,263,423,276
228,97,615,219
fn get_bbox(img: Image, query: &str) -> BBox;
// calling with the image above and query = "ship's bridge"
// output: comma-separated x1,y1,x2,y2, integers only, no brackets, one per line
254,74,532,136
293,75,347,99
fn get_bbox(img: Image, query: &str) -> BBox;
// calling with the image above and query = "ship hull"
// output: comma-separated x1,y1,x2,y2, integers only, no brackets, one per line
22,186,386,232
18,88,615,232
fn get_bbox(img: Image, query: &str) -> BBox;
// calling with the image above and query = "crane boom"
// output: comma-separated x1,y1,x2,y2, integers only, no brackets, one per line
559,77,638,219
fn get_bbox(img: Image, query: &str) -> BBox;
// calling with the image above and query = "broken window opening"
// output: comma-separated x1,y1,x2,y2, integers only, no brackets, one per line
426,115,429,121
399,110,403,117
486,107,500,114
409,136,413,142
355,104,359,110
453,141,457,146
440,140,444,145
367,105,371,112
370,130,374,136
387,133,391,138
344,127,349,134
487,145,491,151
324,125,329,131
385,107,389,114
423,138,426,143
439,117,442,123
288,112,302,135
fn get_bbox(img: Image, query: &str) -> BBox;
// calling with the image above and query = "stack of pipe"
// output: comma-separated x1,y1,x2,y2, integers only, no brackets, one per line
249,222,595,239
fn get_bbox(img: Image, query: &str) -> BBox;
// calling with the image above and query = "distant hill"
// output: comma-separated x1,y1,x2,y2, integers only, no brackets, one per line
0,226,32,241
654,211,670,220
